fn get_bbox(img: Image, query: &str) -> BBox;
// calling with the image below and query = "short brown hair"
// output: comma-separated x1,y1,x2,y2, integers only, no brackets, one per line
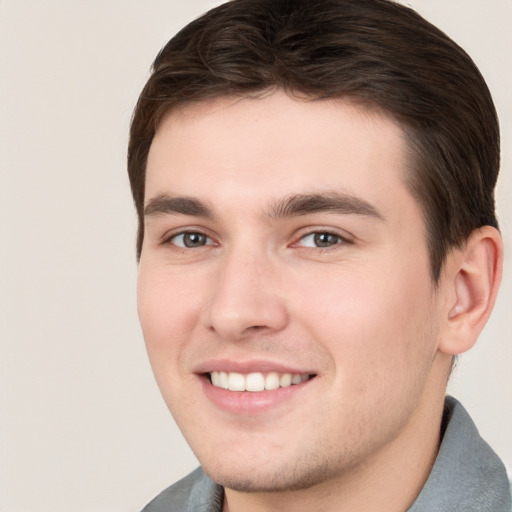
128,0,499,280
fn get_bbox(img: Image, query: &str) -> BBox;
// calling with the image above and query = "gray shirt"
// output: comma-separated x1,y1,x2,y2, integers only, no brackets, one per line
141,397,511,511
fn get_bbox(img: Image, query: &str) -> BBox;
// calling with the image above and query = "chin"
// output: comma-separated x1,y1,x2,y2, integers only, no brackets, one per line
200,452,339,493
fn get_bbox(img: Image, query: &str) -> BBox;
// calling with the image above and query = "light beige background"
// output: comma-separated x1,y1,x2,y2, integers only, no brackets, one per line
0,1,510,511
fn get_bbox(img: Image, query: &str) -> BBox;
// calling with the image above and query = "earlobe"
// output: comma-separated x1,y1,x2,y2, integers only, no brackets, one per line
439,226,503,355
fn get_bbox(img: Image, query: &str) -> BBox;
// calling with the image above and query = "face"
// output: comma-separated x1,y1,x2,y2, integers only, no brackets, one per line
138,91,447,492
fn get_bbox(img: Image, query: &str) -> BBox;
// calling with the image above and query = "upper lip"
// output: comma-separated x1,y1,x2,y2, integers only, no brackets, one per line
194,358,316,375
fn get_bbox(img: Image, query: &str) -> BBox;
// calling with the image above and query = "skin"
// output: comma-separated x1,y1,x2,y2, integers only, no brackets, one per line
137,91,501,511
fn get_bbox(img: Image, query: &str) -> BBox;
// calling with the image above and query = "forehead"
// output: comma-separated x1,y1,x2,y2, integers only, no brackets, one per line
145,91,415,220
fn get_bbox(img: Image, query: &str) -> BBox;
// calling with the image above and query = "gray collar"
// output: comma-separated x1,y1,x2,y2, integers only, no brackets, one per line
408,396,511,511
142,397,511,511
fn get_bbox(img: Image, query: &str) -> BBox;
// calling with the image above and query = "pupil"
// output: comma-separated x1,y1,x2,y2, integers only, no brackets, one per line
314,233,338,247
184,232,206,247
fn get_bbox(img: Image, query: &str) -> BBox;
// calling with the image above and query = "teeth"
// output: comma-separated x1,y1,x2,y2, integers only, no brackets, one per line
291,374,302,385
218,371,229,389
246,372,265,392
265,372,280,390
210,371,229,389
209,371,310,392
279,373,292,387
228,372,245,391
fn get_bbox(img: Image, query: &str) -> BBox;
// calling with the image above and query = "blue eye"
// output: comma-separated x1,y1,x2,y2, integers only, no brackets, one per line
299,232,345,248
170,232,213,248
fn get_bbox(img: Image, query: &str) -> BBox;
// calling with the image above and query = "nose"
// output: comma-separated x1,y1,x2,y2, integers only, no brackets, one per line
203,248,289,341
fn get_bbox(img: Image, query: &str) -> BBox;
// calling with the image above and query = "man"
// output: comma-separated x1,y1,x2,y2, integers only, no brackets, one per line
128,0,511,510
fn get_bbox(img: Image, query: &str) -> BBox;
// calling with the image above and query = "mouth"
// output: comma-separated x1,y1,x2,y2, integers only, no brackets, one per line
207,371,314,392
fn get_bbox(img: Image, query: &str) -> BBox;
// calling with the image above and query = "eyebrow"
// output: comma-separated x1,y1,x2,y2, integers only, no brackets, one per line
267,192,385,221
143,191,384,222
144,194,214,219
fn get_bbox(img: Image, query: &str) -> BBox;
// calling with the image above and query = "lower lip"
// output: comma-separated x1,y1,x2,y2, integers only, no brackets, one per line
200,375,314,415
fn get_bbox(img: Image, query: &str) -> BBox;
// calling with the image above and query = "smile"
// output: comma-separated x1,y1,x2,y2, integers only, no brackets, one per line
208,371,311,392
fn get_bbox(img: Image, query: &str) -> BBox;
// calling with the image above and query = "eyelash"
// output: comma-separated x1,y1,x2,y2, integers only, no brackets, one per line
293,230,352,250
162,228,352,252
162,231,216,249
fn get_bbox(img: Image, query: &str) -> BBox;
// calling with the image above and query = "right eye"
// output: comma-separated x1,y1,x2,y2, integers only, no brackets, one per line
168,231,214,248
298,231,346,248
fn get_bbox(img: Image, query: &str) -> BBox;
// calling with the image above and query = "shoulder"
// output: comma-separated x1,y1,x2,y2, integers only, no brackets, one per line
409,396,511,511
141,467,224,512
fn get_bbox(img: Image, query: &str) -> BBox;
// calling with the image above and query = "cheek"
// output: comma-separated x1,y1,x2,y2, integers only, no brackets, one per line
136,266,211,424
137,266,202,371
295,262,436,383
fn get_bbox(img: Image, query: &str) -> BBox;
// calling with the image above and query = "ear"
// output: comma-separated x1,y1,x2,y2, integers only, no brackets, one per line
438,226,503,356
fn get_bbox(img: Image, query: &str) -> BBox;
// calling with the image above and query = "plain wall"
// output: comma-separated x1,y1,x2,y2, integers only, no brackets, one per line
0,1,510,510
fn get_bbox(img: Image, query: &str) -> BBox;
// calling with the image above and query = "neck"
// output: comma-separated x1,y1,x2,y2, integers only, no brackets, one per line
223,379,448,512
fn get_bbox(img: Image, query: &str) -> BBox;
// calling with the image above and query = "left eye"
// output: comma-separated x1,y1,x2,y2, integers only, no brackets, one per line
298,232,345,248
169,232,214,248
